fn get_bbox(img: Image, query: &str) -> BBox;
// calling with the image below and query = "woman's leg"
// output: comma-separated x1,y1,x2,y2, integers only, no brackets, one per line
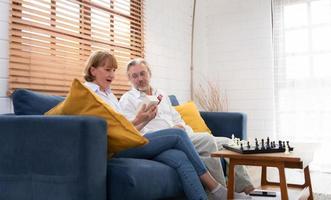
154,149,207,200
115,129,219,190
116,128,207,176
115,128,250,199
142,129,250,199
114,130,208,200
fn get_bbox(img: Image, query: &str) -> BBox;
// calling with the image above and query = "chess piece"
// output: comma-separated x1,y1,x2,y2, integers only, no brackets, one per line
285,144,290,154
286,141,291,151
261,139,265,150
240,143,243,150
266,137,270,149
230,134,235,146
255,138,259,150
247,141,250,149
278,141,283,149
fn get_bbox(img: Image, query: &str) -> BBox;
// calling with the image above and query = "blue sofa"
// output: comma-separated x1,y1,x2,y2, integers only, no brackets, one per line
0,89,246,200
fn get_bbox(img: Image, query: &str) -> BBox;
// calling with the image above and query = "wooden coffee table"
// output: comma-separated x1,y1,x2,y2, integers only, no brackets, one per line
211,149,313,200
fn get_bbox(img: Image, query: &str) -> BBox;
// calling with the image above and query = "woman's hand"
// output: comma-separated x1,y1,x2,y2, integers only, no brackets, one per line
173,124,185,130
132,104,158,127
137,104,158,123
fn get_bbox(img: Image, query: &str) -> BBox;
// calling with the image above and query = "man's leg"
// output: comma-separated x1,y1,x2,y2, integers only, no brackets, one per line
187,132,226,187
213,136,254,193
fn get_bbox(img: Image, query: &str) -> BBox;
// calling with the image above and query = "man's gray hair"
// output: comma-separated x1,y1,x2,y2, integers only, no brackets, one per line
126,58,151,75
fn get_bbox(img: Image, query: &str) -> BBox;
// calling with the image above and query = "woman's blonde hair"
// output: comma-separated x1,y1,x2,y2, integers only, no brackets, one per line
84,50,118,82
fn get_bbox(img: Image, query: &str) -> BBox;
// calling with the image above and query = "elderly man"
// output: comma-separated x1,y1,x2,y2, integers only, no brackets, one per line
119,58,254,194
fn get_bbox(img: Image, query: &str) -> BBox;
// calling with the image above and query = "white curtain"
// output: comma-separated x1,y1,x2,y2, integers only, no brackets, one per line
273,0,331,172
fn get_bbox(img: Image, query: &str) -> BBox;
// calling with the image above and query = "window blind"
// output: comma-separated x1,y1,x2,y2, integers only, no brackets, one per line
9,0,144,97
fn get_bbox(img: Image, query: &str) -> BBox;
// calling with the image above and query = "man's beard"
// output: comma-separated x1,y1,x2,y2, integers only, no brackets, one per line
137,86,148,92
136,82,148,91
136,83,150,93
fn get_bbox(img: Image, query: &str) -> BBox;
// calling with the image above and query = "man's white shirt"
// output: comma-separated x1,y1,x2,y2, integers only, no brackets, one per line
119,87,195,135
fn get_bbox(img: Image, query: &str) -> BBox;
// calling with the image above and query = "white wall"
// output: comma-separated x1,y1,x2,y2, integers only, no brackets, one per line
0,0,10,114
144,0,193,102
194,0,274,139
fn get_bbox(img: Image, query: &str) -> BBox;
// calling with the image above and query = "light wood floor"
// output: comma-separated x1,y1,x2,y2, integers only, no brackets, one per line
247,166,331,196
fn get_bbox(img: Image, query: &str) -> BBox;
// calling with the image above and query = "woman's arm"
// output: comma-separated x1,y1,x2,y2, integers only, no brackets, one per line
134,120,150,131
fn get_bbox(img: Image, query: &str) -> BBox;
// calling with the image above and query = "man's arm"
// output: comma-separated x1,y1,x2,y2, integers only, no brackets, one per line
164,96,195,134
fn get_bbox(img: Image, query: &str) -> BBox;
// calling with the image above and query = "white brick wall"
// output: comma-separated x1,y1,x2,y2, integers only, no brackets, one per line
0,0,10,114
193,0,274,139
144,0,193,103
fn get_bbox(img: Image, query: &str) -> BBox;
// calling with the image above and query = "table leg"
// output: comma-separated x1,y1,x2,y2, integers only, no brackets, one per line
277,163,289,200
228,160,235,200
261,165,268,186
304,166,313,200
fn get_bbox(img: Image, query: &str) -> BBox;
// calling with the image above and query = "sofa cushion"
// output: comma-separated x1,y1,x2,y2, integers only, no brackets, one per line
107,158,183,200
174,101,211,133
45,79,148,156
12,89,64,115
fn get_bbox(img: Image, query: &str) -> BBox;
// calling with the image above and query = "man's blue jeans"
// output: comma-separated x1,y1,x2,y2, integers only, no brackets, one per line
115,128,208,200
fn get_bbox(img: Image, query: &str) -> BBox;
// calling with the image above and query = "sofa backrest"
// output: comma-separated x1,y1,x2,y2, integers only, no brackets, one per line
12,89,64,115
11,89,180,115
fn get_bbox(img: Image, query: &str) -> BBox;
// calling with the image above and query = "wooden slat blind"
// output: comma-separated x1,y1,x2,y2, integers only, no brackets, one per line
9,0,144,97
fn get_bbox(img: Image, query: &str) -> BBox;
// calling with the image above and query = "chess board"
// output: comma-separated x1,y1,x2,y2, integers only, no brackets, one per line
223,137,294,154
223,144,294,154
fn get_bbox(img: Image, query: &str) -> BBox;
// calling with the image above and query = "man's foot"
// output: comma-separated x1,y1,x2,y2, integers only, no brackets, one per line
234,192,252,199
210,185,252,200
242,185,255,194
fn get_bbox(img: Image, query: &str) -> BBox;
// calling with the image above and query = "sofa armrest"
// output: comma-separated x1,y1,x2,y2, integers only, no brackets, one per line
200,112,247,139
0,115,107,200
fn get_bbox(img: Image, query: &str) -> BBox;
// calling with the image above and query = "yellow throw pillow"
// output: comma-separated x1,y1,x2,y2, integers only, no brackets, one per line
45,79,148,156
175,101,211,134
